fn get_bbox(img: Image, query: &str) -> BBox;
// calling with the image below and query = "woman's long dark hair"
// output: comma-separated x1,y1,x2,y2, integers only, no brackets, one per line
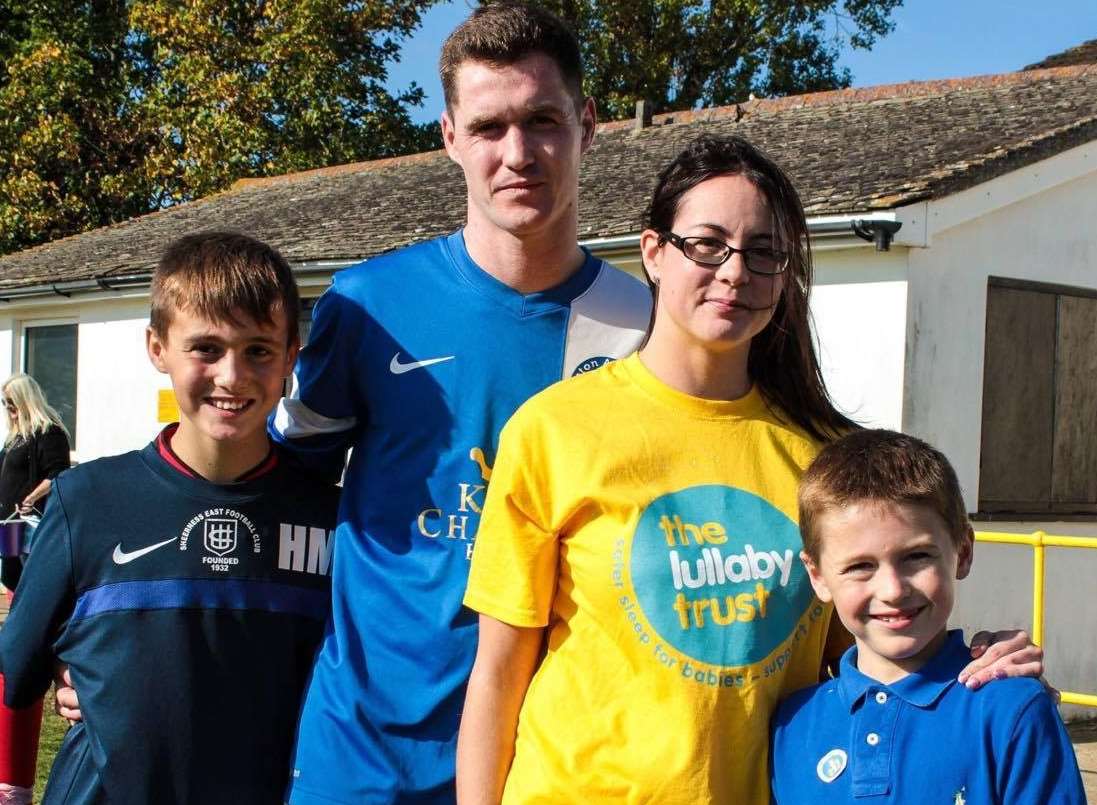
642,135,858,443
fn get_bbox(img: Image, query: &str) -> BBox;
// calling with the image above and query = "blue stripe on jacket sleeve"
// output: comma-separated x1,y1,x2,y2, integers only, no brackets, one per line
72,579,329,622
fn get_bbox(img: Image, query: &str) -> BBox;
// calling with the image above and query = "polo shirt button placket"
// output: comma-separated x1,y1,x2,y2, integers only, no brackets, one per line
850,689,897,797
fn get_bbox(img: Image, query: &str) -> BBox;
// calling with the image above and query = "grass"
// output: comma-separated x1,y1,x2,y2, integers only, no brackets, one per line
34,690,68,799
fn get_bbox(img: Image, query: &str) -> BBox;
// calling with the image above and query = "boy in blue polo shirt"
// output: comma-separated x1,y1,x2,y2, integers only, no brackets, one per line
0,232,339,804
771,429,1084,804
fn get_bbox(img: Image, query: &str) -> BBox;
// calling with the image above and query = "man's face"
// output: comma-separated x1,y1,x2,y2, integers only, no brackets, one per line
441,53,595,243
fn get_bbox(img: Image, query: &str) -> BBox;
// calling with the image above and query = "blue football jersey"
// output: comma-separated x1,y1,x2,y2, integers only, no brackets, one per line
270,231,651,803
0,440,340,804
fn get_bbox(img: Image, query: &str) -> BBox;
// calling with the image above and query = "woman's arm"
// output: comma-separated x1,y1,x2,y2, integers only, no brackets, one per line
456,615,544,805
17,478,50,515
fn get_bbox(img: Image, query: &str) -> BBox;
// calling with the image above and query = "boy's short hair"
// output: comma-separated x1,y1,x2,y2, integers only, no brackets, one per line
439,1,584,110
149,231,299,345
799,429,970,561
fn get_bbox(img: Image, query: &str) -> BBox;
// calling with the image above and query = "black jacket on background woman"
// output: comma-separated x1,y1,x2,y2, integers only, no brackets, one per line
0,424,71,591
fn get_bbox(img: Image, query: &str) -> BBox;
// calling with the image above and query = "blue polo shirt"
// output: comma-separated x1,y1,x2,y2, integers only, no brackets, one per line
770,630,1084,804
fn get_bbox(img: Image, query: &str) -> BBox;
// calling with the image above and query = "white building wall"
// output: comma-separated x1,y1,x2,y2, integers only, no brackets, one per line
0,315,14,385
0,295,166,462
904,144,1097,511
812,247,909,430
73,299,167,461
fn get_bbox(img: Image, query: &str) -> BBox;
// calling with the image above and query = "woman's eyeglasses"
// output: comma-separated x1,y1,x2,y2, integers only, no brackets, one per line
1,399,15,412
660,232,788,276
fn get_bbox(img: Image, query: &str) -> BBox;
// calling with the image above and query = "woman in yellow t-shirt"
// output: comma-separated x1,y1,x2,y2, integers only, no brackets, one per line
457,136,1039,805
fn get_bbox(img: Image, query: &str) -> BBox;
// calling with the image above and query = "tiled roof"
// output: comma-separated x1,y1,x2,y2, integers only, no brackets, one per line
2,63,1095,290
1025,39,1097,70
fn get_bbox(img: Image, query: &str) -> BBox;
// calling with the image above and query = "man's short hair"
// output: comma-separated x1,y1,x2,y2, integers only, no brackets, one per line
150,231,300,345
439,1,584,110
798,429,970,561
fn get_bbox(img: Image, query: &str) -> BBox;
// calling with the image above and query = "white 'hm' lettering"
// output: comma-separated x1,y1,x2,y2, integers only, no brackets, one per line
278,523,335,575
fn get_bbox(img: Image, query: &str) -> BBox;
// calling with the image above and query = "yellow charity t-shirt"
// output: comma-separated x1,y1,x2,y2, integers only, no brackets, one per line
464,354,832,805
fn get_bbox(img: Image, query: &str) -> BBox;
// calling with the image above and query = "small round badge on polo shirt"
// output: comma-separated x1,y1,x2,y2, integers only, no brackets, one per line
816,749,848,783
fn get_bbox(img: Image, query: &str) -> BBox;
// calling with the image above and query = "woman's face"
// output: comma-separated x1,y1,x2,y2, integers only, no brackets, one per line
641,173,785,357
2,391,15,422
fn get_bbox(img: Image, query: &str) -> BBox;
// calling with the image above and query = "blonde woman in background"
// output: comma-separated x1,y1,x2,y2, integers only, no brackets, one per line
0,373,70,595
0,374,70,805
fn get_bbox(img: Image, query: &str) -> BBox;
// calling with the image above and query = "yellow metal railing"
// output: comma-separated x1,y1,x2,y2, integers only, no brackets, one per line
974,530,1097,708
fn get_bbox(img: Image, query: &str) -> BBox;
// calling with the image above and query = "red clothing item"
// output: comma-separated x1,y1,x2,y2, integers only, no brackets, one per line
0,639,42,787
156,423,279,481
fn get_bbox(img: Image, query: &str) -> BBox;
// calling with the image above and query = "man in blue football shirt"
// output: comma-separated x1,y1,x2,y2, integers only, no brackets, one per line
267,4,650,803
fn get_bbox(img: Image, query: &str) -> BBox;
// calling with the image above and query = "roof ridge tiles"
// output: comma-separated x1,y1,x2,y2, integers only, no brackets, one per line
597,63,1097,132
230,147,448,193
220,63,1097,194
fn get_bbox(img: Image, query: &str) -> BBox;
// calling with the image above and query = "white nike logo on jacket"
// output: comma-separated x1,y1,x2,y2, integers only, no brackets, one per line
112,537,178,565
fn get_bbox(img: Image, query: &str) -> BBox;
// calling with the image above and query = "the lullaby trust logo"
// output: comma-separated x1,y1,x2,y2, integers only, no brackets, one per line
627,485,813,667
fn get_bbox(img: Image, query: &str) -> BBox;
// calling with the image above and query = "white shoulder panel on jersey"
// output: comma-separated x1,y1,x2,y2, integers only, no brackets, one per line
271,373,358,438
562,263,651,379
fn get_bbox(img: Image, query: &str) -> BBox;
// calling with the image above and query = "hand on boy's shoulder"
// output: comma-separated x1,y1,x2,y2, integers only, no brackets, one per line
957,629,1045,690
956,663,1052,708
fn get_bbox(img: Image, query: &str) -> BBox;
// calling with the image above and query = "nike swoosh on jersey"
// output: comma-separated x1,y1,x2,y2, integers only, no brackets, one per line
389,353,456,375
112,537,178,565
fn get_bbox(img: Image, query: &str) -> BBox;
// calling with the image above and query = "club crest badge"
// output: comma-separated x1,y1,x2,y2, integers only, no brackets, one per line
203,517,239,557
178,507,261,573
816,748,847,783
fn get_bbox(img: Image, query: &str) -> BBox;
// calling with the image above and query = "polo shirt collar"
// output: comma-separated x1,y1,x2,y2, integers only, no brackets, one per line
836,629,969,711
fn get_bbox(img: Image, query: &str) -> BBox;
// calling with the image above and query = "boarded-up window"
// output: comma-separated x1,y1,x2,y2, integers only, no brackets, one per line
979,278,1097,514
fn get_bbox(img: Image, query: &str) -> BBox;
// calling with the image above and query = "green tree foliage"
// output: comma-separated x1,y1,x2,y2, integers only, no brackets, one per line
525,0,902,120
0,0,440,255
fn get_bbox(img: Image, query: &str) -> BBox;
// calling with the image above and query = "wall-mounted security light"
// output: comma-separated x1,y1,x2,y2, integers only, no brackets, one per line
851,219,902,251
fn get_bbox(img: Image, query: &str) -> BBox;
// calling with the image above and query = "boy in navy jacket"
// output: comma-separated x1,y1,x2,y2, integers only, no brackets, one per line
771,429,1084,804
0,233,339,804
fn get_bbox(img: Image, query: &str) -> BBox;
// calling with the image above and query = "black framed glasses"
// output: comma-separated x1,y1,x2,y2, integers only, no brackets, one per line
660,232,788,276
1,399,14,412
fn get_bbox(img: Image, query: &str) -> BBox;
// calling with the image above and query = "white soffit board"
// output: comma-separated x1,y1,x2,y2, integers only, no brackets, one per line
926,140,1096,241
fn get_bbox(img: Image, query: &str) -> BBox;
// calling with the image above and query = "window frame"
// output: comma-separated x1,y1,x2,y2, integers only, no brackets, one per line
17,316,80,448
